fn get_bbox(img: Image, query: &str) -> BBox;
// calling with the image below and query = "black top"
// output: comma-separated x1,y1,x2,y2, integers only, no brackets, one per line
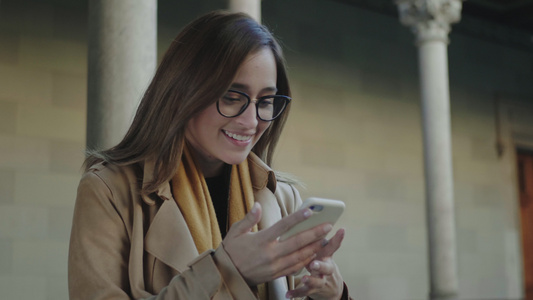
205,165,231,238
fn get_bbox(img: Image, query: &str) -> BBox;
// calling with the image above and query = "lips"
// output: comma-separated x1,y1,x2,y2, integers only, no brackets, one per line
223,130,253,142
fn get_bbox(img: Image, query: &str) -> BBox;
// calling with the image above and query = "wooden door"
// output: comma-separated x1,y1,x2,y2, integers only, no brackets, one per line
518,151,533,300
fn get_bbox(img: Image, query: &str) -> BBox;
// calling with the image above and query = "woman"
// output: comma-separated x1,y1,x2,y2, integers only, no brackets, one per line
69,11,351,300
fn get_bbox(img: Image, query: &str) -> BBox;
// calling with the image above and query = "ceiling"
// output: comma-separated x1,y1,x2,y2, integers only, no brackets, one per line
463,0,533,33
32,0,533,50
332,0,533,50
339,0,533,34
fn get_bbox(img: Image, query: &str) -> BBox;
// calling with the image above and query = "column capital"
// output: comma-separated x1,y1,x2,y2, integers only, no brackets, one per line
395,0,462,44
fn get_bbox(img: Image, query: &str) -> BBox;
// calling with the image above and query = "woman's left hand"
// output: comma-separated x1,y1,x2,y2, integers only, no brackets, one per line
285,228,346,300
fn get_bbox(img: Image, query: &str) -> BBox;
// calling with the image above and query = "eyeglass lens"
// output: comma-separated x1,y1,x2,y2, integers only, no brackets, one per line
218,90,288,121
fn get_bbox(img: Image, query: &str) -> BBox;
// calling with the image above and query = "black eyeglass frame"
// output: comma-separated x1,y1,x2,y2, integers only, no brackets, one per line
216,89,292,121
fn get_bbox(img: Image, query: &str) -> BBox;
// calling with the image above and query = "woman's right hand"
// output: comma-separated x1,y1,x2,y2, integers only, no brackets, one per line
222,202,332,286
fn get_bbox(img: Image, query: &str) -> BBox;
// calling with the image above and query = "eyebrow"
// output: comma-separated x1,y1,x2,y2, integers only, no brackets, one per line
230,83,278,94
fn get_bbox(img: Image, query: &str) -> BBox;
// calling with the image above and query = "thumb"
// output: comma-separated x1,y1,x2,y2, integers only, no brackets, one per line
228,202,262,236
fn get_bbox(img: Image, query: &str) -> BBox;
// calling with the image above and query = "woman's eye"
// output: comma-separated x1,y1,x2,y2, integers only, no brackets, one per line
222,92,245,103
258,99,274,108
223,96,241,102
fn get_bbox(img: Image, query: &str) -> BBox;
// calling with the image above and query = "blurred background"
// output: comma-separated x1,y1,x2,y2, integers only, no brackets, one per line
1,0,533,299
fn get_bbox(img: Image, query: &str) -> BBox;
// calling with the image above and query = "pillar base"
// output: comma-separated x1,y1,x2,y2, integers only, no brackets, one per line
430,292,458,300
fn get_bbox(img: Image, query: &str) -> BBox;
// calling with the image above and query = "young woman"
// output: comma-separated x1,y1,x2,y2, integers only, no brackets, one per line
69,11,351,300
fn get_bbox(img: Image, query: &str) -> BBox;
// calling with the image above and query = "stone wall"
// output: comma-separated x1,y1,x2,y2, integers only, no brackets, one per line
1,0,532,299
0,1,86,299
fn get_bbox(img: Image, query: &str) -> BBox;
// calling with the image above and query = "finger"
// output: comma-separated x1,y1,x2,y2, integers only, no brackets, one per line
317,228,345,259
261,208,312,241
308,260,335,277
274,253,316,280
226,202,262,237
286,276,325,299
277,223,332,257
271,239,324,278
285,282,311,299
302,275,326,292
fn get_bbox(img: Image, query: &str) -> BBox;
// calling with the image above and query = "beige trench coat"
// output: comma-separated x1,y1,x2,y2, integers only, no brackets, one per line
68,154,305,299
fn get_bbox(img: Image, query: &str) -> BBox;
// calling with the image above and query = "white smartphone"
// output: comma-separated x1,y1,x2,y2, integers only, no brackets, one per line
279,197,345,241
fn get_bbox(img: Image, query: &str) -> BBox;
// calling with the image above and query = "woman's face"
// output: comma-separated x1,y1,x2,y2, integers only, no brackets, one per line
185,48,277,176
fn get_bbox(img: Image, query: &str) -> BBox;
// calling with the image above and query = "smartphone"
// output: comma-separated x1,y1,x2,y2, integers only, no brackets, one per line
279,197,345,241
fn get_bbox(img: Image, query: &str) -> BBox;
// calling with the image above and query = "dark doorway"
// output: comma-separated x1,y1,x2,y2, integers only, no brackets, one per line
517,150,533,299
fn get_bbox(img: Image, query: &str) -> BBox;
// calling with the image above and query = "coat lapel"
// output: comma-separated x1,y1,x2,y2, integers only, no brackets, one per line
141,159,197,273
144,198,199,273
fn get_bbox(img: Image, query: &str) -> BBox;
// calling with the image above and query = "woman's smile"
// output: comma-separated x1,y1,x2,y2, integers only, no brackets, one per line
222,129,254,143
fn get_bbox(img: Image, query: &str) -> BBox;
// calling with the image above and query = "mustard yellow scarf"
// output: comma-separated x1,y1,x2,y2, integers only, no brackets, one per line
170,145,267,299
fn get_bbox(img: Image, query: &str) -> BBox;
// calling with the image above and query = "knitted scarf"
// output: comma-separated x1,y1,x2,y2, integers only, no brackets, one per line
170,145,267,299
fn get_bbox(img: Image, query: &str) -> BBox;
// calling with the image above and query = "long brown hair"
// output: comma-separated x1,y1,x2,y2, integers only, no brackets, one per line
85,11,292,195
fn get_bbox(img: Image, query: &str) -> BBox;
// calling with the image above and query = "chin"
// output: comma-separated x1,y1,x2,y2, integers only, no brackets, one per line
221,153,250,166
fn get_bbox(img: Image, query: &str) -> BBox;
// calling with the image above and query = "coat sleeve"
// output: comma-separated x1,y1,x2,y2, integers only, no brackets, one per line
69,171,132,299
68,171,254,300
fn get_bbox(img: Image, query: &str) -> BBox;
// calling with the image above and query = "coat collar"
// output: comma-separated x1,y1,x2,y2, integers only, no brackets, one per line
247,152,277,192
140,159,172,205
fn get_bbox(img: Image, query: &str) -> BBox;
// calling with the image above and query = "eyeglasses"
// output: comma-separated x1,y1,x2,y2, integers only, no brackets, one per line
216,90,291,121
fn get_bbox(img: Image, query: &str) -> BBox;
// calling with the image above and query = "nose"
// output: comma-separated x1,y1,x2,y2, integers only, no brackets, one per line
235,101,259,128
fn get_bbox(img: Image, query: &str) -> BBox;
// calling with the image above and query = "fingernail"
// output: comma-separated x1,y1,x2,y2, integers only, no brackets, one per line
251,202,258,214
303,208,312,218
323,224,333,233
285,291,292,299
311,261,320,270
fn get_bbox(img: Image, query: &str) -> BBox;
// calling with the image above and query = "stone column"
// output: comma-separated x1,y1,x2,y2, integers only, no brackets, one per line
395,1,462,299
229,0,261,22
87,1,157,150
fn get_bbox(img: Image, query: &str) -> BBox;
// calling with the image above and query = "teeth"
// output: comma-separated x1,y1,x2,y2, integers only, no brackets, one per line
224,130,252,141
